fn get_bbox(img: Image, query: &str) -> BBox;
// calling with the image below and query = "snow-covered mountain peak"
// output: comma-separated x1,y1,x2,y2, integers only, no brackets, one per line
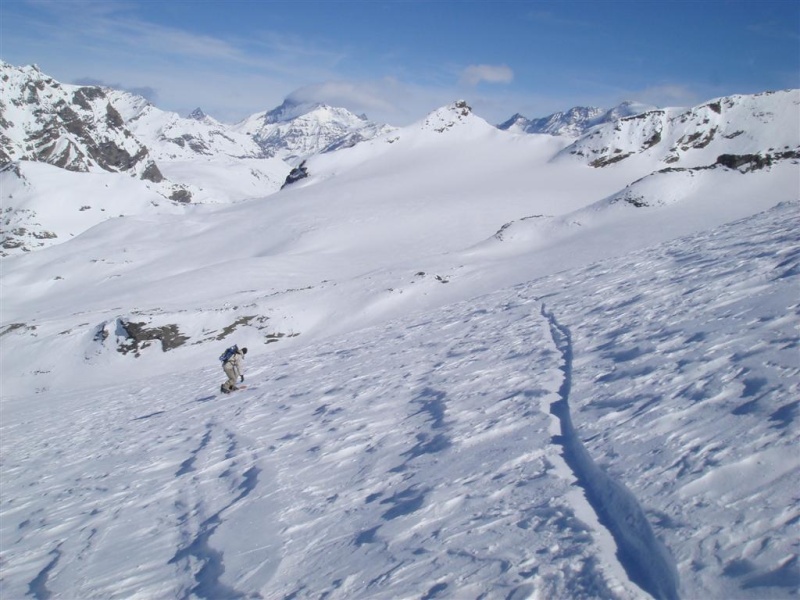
602,100,654,121
1,60,47,83
497,101,657,137
1,61,36,86
496,112,529,133
260,98,334,124
418,100,486,134
232,99,393,162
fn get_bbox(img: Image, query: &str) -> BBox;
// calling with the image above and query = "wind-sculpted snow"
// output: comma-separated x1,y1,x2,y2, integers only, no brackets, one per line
2,202,797,599
540,201,800,599
0,286,647,598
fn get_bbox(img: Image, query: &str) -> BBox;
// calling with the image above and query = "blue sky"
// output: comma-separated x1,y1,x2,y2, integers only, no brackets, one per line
1,0,798,125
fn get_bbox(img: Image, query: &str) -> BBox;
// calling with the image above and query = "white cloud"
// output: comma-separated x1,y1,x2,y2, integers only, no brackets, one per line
460,64,514,86
634,84,704,108
287,81,399,116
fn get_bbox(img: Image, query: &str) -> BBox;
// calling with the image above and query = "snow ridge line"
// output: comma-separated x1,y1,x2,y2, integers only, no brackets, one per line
540,304,680,600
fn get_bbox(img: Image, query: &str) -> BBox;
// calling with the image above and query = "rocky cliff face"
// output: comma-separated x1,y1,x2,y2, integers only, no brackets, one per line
0,62,164,182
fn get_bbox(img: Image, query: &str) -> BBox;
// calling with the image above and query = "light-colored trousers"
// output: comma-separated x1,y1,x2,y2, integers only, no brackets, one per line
222,361,239,390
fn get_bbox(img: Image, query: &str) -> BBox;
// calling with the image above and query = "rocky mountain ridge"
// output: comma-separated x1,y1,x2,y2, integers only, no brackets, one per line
103,89,265,162
1,63,164,182
497,101,654,137
561,90,800,169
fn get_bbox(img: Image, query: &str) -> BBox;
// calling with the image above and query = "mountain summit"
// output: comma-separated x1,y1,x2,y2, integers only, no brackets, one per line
233,99,394,162
418,100,478,133
187,107,208,121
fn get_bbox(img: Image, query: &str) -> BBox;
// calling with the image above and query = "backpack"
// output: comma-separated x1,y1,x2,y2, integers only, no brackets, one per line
219,344,238,363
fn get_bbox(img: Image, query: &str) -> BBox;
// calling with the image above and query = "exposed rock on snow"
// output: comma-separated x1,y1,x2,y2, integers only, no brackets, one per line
281,160,310,189
115,319,190,356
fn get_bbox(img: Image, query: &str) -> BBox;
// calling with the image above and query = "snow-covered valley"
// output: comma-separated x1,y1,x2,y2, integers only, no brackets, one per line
1,62,799,599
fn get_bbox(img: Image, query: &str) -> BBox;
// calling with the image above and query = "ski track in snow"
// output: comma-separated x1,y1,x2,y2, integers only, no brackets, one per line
1,202,799,599
541,304,679,600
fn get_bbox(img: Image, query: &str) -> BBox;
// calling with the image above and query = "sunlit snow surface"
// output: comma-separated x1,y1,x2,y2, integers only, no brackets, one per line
2,202,798,599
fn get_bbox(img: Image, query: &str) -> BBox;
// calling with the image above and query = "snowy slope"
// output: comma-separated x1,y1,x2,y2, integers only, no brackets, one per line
2,98,798,395
0,161,182,255
1,202,797,599
0,154,290,254
155,157,290,205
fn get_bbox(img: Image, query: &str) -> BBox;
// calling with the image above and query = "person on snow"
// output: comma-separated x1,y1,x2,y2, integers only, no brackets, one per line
221,346,247,393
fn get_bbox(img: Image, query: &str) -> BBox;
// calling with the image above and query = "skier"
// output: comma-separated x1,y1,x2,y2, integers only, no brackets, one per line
220,346,247,393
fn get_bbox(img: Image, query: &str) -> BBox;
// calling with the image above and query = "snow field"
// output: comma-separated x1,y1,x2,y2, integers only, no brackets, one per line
1,272,648,599
2,201,798,599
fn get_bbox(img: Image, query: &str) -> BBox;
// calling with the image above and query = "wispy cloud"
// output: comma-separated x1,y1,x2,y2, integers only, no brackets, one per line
14,0,345,75
747,20,800,41
72,77,159,103
287,80,400,115
524,9,592,29
460,64,514,86
634,84,704,107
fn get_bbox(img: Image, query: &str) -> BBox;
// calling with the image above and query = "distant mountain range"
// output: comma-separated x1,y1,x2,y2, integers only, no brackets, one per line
0,60,660,188
1,60,798,257
497,101,655,136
